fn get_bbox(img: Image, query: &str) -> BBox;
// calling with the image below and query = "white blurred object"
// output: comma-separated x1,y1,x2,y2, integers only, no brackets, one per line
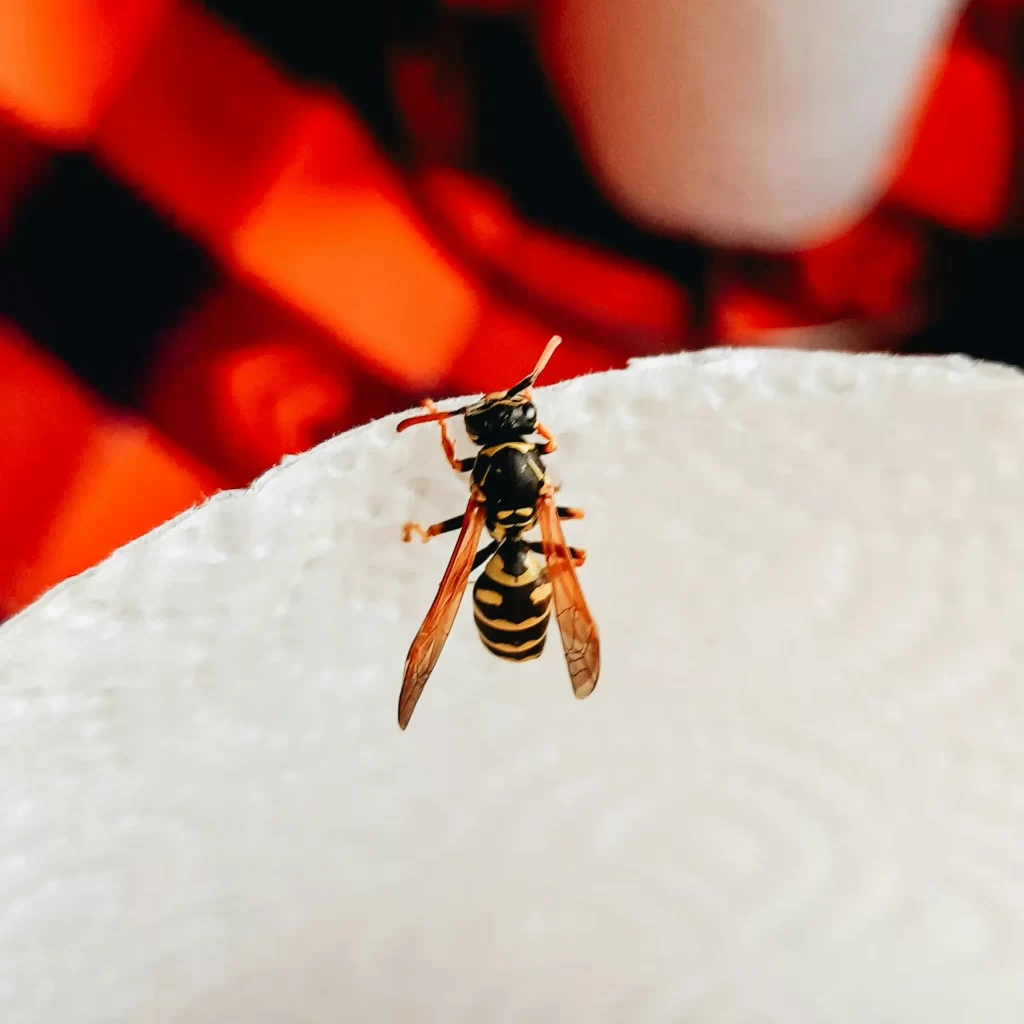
3,348,1024,1022
538,0,964,245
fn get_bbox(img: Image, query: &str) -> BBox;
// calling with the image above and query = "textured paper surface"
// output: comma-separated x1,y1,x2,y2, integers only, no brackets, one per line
3,349,1024,1022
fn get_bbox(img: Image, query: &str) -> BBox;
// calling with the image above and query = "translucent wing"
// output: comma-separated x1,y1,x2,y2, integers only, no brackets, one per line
399,499,486,729
537,492,600,698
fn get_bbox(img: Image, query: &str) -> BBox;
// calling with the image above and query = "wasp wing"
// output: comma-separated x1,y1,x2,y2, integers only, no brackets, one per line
537,492,600,698
399,499,486,729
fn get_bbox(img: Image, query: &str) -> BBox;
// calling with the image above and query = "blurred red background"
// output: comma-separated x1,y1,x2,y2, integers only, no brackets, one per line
0,0,1020,618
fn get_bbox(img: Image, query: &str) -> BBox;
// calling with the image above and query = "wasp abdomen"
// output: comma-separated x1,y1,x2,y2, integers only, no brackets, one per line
472,543,552,662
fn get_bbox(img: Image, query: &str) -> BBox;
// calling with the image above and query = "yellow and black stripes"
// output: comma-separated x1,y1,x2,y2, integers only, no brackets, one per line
472,542,552,662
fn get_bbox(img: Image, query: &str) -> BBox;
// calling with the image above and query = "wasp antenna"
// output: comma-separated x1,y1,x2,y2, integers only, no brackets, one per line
531,335,561,381
506,335,562,397
396,407,465,433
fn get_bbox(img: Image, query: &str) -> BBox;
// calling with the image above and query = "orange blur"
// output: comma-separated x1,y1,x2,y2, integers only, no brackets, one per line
0,0,1018,615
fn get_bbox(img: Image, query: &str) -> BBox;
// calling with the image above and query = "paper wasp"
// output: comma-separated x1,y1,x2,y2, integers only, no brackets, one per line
396,336,600,729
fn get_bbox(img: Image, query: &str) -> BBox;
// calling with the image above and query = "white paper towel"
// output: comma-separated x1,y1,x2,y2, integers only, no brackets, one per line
537,0,963,243
2,348,1024,1023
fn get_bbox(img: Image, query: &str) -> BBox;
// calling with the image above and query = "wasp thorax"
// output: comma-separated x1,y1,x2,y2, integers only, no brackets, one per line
464,394,537,444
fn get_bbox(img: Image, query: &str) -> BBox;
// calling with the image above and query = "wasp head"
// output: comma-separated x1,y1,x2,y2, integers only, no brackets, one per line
464,392,537,444
396,335,561,443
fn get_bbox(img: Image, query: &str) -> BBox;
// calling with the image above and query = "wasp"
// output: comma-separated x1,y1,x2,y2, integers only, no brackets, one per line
395,335,600,729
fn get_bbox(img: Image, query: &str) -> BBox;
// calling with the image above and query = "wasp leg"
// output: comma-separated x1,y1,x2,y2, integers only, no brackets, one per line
471,539,501,572
402,514,466,543
421,398,475,473
556,506,584,520
529,541,586,568
534,421,557,455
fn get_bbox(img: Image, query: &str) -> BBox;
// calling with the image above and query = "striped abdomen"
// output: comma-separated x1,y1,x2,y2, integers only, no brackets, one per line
472,543,552,662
